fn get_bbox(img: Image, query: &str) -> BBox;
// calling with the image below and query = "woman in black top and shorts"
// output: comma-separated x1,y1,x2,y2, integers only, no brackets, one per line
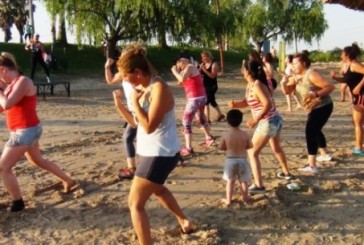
331,43,364,155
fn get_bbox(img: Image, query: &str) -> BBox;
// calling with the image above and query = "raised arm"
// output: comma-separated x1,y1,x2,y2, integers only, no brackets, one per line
105,58,123,84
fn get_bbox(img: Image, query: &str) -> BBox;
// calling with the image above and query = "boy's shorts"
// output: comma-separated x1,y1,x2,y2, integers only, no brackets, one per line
223,157,251,182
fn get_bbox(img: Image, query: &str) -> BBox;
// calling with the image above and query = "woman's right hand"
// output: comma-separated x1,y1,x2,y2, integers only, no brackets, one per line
329,70,336,79
105,58,115,69
228,100,235,108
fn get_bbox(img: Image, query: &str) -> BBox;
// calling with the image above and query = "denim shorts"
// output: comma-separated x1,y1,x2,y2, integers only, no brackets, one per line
254,114,283,137
5,124,42,147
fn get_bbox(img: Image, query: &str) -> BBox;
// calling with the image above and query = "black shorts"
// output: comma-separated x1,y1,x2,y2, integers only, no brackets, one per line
135,153,180,184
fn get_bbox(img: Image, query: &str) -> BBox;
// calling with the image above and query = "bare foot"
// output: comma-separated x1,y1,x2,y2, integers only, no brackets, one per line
180,219,194,234
284,108,292,112
295,105,302,110
221,198,231,205
62,179,78,194
339,98,345,102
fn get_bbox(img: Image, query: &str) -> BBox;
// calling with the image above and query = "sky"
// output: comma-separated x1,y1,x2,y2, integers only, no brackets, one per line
2,2,364,53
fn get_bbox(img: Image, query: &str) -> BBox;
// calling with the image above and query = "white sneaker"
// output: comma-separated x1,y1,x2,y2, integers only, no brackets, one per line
47,77,51,83
298,165,319,173
316,154,332,162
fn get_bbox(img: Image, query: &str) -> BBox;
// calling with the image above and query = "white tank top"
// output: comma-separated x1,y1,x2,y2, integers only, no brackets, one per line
136,79,180,157
121,80,134,111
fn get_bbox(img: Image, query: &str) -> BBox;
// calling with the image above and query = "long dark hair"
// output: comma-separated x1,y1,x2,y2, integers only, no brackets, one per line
243,59,268,88
343,43,361,60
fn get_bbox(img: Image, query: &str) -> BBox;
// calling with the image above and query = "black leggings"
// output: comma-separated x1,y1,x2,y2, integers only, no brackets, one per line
31,54,50,79
205,85,218,107
305,103,333,155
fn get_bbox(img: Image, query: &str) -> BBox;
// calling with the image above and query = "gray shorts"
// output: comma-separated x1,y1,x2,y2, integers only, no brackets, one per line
223,157,251,182
135,153,180,185
5,124,42,147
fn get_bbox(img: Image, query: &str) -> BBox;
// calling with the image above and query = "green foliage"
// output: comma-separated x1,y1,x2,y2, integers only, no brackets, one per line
285,0,328,47
0,0,28,42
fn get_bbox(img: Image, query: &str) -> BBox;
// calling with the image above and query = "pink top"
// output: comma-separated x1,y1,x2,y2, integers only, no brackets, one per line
183,74,206,99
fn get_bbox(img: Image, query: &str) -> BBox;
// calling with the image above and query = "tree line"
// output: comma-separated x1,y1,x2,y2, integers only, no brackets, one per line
1,0,327,54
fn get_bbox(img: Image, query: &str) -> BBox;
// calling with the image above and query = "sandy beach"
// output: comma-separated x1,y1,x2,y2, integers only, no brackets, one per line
0,63,363,245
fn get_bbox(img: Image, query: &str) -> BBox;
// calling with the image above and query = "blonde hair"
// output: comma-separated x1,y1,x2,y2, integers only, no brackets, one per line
0,52,19,71
201,50,213,59
117,43,156,76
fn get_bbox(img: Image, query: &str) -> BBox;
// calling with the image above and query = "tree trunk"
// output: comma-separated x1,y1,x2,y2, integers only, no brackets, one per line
51,16,56,43
157,30,169,49
106,35,120,74
155,6,169,49
15,23,24,43
256,41,263,53
56,12,68,46
5,28,12,42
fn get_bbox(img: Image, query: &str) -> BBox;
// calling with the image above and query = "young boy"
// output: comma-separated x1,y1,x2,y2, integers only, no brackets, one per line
218,109,253,205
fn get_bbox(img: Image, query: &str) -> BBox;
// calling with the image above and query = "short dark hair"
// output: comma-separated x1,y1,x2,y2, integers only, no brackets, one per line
226,109,243,127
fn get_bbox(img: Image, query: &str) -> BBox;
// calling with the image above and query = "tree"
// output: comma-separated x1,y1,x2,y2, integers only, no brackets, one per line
243,0,289,52
243,0,327,53
284,0,328,52
0,0,29,42
42,0,68,46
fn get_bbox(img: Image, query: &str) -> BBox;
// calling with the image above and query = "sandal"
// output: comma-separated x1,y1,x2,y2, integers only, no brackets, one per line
118,167,135,180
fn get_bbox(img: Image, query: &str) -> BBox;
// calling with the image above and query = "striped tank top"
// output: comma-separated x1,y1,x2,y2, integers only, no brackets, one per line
246,80,278,120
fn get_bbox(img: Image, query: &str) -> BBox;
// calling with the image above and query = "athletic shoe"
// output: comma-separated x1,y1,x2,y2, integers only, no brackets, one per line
277,172,294,180
205,137,214,147
216,114,225,122
248,184,266,194
352,148,364,155
298,165,319,173
46,76,52,83
316,154,332,162
180,147,193,156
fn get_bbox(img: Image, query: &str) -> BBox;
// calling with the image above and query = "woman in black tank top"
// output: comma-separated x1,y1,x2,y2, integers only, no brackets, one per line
200,50,225,122
331,43,364,155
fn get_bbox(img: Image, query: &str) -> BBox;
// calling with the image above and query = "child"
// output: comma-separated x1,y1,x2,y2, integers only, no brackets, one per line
218,109,252,205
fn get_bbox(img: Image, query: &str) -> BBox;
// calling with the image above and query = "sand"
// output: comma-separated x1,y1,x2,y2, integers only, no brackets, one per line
0,63,363,245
